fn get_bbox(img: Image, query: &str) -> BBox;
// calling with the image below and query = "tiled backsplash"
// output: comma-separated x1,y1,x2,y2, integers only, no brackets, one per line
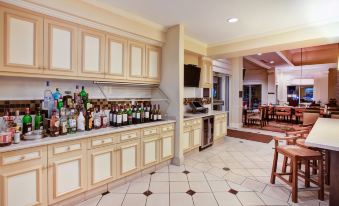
0,99,151,116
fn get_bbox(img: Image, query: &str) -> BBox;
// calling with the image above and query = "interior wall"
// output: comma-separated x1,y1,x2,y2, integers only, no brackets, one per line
243,68,268,105
314,76,329,103
267,71,276,104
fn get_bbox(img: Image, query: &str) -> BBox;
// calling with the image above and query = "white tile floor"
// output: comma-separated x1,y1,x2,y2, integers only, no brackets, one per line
76,129,329,206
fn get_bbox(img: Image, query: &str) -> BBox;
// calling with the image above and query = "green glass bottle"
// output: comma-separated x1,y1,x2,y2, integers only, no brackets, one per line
34,109,43,130
22,108,33,134
127,105,133,125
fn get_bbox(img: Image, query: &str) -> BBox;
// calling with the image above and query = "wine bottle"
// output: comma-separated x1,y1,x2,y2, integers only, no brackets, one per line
136,105,141,124
132,105,136,124
140,103,145,123
22,108,32,134
116,105,123,127
127,104,133,125
153,105,158,121
113,105,118,127
157,104,162,121
145,103,150,122
109,105,114,126
122,105,128,126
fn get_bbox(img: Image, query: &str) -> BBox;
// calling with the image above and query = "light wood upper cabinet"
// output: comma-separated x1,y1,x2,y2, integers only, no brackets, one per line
44,18,78,76
199,57,213,88
128,40,145,80
79,27,105,78
145,45,161,82
0,6,43,74
0,146,47,206
105,34,127,80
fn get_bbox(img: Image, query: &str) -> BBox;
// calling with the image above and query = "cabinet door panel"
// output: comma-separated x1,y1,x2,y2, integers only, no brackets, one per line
192,128,201,147
93,152,112,183
44,18,77,75
142,137,159,168
214,122,220,139
6,167,42,206
119,142,139,176
128,41,145,80
1,8,43,73
146,45,161,82
161,136,173,160
8,17,34,65
183,131,190,152
79,28,105,78
55,159,81,195
106,35,127,79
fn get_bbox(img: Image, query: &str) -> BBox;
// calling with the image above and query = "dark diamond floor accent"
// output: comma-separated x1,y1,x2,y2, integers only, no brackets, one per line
182,170,190,174
228,189,238,195
186,189,196,196
223,167,230,171
143,190,153,197
239,141,244,143
150,171,156,175
102,191,110,196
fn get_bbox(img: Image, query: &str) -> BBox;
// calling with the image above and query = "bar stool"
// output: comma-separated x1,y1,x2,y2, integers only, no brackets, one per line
271,137,324,203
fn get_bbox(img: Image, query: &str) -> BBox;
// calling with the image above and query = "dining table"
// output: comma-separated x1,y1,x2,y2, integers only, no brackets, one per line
305,118,339,206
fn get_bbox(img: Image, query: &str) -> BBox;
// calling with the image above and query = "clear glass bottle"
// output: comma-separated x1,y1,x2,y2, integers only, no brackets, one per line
13,110,22,134
93,106,102,129
50,110,60,137
101,108,108,128
43,81,54,118
77,110,85,132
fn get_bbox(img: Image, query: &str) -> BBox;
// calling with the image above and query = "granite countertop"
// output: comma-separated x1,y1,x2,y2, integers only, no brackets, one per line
0,120,176,153
183,110,227,120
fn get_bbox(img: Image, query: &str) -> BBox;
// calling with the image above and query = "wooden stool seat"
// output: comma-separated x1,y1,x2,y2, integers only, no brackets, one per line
277,145,321,158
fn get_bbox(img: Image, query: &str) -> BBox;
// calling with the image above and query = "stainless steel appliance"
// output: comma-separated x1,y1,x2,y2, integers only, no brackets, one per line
200,115,214,151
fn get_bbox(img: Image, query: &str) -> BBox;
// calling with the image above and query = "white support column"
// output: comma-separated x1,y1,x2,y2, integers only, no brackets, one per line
229,57,243,128
160,25,185,165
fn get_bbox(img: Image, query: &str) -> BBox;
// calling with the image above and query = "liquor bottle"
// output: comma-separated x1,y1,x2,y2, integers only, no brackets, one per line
59,107,68,135
50,110,60,137
85,109,93,131
22,108,32,135
43,81,54,118
122,105,128,126
136,105,141,124
68,109,77,134
63,91,73,108
74,85,81,107
145,103,150,122
152,105,158,121
79,86,87,105
116,106,123,127
150,104,154,122
113,105,118,127
132,105,136,124
101,108,108,128
13,110,23,134
127,104,133,125
109,105,114,126
93,106,102,129
77,111,85,131
140,103,145,123
157,104,162,121
53,88,62,100
34,109,43,130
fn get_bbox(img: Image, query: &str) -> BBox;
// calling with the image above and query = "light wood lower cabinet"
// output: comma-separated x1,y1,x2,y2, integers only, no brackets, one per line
116,139,140,178
87,145,116,189
183,119,202,153
214,114,227,140
192,127,201,148
160,132,174,161
47,139,87,204
141,135,159,169
0,146,47,206
183,129,191,153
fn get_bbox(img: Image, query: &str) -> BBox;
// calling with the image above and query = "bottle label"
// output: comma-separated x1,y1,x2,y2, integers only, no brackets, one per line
113,114,117,123
109,113,113,122
123,114,128,122
132,112,136,118
153,114,158,121
102,117,108,126
117,115,122,124
136,113,141,119
145,112,149,118
55,120,60,128
89,117,93,129
69,119,76,128
158,114,162,120
61,121,68,133
77,120,85,131
94,118,101,127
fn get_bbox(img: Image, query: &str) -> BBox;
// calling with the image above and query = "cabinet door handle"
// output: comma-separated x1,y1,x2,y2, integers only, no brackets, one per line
67,146,71,151
20,156,25,160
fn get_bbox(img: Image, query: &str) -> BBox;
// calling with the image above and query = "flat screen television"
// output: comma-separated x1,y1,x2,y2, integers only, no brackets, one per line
184,64,201,87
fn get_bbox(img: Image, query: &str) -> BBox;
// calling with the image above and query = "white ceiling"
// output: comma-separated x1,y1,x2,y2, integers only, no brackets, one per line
84,0,339,45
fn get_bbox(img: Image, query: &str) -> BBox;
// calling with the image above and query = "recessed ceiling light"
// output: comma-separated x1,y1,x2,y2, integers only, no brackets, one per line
270,61,275,64
227,18,239,23
257,53,262,56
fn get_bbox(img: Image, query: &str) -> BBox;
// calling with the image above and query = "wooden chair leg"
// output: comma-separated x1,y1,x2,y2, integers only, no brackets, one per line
291,157,298,203
312,160,317,175
270,150,278,184
282,156,288,173
305,160,310,187
318,158,324,201
325,150,330,185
